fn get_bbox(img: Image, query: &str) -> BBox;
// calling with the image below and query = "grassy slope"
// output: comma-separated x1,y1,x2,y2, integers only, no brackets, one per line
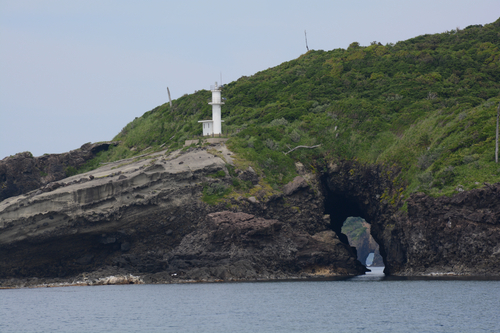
81,18,500,199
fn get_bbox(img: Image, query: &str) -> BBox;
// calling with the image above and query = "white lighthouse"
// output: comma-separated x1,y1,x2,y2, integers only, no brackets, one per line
198,82,225,136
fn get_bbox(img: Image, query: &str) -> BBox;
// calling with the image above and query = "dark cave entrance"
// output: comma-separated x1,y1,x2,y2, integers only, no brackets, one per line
321,176,385,271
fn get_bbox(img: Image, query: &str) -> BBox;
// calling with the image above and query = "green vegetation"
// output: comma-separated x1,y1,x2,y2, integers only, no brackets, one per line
342,217,367,241
76,148,117,174
65,167,77,177
201,182,230,205
209,170,226,178
81,18,500,199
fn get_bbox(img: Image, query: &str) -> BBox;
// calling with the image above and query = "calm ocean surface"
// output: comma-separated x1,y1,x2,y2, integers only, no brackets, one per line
1,268,499,333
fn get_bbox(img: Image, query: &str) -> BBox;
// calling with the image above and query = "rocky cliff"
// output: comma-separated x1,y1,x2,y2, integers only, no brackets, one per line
394,184,500,275
1,145,499,288
0,144,365,287
322,160,500,276
0,142,118,202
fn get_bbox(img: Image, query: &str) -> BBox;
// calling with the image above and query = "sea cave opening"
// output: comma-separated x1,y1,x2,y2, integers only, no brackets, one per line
341,217,384,267
321,177,386,273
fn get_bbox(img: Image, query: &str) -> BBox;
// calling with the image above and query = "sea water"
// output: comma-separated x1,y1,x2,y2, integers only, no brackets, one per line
1,268,499,333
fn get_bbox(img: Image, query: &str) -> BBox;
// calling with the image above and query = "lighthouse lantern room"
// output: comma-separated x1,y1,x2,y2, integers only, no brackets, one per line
198,82,225,136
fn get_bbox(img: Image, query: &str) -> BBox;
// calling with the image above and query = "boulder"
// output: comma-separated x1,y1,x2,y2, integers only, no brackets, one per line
283,176,308,196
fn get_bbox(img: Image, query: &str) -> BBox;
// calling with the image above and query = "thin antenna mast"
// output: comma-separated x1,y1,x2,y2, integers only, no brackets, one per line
220,72,222,86
167,87,172,107
496,102,499,163
304,30,309,51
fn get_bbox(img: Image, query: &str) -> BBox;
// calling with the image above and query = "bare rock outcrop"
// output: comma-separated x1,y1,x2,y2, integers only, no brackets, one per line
0,145,365,287
2,145,499,287
0,147,226,283
283,176,308,196
0,142,118,202
394,184,500,275
166,211,364,281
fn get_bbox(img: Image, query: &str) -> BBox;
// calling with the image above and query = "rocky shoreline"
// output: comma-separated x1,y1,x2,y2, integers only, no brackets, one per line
0,270,358,290
1,143,500,289
0,144,365,288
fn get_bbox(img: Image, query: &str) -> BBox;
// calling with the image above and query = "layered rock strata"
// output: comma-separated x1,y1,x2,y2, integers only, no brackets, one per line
0,142,118,202
0,145,364,287
2,145,500,288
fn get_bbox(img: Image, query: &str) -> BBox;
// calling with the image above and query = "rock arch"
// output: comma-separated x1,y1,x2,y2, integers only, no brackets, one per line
319,160,407,275
318,160,500,276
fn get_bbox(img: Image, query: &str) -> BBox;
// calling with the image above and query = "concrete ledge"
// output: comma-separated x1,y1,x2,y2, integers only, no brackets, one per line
184,138,228,146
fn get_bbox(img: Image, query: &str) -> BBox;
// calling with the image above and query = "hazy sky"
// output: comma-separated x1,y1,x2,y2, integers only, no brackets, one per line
1,1,498,159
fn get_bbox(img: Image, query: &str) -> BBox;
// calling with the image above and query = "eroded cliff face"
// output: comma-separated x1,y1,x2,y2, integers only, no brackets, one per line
0,142,118,202
322,160,500,276
1,146,499,288
0,145,365,287
0,147,218,283
395,185,500,275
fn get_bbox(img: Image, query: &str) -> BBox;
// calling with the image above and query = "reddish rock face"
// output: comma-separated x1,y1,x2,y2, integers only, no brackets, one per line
207,211,282,238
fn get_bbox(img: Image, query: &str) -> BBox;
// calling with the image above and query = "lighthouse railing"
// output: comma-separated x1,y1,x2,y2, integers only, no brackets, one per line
207,99,225,104
187,127,243,140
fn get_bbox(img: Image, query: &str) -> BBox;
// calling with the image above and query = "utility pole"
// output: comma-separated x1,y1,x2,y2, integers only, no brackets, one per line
167,87,172,108
304,30,309,51
496,102,499,163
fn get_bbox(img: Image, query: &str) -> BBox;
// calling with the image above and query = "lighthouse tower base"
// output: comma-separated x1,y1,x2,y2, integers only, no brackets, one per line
198,82,225,136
